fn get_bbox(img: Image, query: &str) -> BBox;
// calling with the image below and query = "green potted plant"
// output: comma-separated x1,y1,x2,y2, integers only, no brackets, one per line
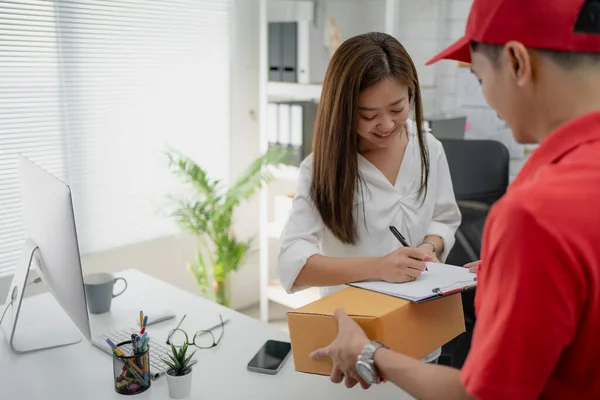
163,342,196,399
166,147,285,307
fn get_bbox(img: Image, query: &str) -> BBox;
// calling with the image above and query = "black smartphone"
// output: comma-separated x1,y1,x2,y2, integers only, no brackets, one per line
247,339,292,375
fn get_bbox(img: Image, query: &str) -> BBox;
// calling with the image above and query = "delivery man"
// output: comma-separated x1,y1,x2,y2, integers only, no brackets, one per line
309,0,600,399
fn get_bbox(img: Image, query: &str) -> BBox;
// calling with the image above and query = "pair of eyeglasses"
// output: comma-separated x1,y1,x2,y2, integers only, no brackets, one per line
166,314,228,349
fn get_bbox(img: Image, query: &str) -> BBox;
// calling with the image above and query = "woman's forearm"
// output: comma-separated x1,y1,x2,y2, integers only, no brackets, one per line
420,235,444,258
293,254,382,287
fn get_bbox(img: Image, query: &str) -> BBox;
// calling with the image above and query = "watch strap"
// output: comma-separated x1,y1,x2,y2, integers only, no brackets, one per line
420,239,438,255
358,340,388,383
362,340,387,358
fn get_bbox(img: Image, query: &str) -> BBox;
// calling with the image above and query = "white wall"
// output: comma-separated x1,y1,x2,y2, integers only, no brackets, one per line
0,234,200,302
228,0,262,309
314,0,387,41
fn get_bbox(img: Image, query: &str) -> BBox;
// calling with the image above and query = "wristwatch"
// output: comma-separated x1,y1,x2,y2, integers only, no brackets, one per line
356,340,389,384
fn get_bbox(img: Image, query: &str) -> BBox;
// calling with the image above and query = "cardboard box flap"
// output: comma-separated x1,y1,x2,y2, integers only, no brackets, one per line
290,286,411,318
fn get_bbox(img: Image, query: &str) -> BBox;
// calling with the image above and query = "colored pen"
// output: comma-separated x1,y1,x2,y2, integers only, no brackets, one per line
142,336,150,351
140,311,144,329
123,362,148,387
106,338,119,350
389,225,428,271
140,315,148,334
107,338,145,377
131,334,138,354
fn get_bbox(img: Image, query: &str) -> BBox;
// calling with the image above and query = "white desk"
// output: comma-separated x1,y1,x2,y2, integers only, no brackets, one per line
0,269,413,399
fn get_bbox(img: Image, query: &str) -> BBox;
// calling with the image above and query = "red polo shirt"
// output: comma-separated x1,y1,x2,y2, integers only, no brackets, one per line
461,110,600,400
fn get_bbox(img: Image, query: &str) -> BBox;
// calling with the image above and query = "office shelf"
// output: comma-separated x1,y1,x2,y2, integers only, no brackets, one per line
266,281,321,310
267,81,322,102
259,0,394,323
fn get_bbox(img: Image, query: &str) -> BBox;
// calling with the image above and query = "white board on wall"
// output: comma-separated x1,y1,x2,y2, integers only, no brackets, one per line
456,67,525,160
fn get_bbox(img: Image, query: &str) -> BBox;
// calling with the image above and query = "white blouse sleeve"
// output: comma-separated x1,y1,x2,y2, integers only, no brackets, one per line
427,139,462,262
277,156,323,294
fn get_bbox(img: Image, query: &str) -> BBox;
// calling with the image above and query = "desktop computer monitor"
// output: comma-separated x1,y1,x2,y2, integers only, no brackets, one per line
0,156,91,353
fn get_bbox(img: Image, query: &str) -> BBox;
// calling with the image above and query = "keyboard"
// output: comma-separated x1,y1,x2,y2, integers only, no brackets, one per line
91,328,177,380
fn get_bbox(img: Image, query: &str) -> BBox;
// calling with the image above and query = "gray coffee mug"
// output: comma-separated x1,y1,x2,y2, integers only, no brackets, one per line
84,272,128,314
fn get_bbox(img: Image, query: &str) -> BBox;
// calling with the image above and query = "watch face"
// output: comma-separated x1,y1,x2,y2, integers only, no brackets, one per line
356,360,375,384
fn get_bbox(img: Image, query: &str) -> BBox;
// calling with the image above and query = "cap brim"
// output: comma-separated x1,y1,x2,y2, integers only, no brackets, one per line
425,36,472,66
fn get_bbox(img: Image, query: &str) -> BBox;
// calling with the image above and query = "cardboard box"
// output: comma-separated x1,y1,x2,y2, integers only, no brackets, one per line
287,287,465,375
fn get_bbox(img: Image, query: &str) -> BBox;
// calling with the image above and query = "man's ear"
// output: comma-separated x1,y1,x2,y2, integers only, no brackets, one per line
504,41,532,87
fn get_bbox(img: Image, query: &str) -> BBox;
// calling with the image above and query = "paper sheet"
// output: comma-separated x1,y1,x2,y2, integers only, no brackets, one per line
349,262,477,302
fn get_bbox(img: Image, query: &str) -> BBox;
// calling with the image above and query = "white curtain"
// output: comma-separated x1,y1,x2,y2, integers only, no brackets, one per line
0,0,231,275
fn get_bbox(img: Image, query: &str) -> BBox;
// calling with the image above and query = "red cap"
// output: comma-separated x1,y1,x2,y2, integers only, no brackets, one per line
426,0,600,65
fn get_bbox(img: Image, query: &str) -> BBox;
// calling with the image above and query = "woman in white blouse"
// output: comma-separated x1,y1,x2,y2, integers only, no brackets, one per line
277,32,461,363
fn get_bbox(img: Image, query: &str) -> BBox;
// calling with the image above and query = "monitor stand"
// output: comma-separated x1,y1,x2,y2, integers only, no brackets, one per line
0,239,82,353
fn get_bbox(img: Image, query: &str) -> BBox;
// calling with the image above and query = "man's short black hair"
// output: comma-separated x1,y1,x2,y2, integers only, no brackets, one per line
470,41,600,70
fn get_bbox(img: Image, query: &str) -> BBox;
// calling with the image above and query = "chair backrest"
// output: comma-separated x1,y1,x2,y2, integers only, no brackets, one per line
440,139,510,205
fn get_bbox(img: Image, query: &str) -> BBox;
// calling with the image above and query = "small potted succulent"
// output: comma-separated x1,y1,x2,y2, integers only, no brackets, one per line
162,342,196,399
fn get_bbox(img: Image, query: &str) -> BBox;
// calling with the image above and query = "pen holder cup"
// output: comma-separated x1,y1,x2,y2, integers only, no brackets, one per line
112,340,151,395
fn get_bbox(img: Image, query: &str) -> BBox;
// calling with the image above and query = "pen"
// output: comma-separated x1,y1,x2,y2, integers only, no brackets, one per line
142,336,150,350
131,334,138,354
389,225,428,271
140,311,144,329
389,225,410,247
140,315,148,334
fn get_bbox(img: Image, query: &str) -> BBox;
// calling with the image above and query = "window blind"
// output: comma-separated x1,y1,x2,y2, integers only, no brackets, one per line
0,0,68,275
0,0,230,275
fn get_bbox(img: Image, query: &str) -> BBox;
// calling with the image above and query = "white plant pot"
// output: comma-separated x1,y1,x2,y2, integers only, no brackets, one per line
166,369,193,399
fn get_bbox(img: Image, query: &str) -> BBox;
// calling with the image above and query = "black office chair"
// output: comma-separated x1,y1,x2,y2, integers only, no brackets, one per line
438,139,510,368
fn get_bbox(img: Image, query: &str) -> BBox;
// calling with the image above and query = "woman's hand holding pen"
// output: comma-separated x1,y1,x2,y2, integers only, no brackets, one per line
378,247,432,283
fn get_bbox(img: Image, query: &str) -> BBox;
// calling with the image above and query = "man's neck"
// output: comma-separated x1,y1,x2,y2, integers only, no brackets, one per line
535,70,600,143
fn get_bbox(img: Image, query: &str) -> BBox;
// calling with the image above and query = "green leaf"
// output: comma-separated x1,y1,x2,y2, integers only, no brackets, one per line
161,356,177,371
166,146,286,300
182,342,189,358
225,146,286,209
170,343,179,361
182,352,195,369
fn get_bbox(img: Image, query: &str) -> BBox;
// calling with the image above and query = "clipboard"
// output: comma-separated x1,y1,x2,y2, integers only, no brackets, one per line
348,262,477,303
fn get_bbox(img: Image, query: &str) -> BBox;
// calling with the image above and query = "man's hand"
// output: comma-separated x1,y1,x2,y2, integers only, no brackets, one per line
309,308,372,389
464,260,481,274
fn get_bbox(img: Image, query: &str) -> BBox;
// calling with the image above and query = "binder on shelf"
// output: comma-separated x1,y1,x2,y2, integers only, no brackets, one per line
268,23,282,81
277,104,291,146
297,101,317,160
268,22,298,82
290,105,303,147
267,103,279,144
268,101,318,168
281,22,297,82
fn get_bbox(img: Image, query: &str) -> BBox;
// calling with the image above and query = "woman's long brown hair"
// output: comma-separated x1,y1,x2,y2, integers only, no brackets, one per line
311,32,429,245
